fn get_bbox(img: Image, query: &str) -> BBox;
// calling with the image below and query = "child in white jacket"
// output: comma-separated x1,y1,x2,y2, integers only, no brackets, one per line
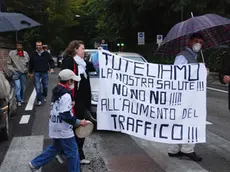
29,69,86,172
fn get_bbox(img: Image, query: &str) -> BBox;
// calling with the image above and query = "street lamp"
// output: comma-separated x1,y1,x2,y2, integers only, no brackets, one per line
76,15,81,18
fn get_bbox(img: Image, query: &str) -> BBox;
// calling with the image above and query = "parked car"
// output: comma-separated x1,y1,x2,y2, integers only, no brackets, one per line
84,49,99,119
86,51,147,118
57,55,63,67
52,56,58,67
0,72,17,141
0,99,9,141
113,52,147,63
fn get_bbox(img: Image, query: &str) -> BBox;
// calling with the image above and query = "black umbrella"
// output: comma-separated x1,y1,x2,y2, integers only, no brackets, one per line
0,12,41,40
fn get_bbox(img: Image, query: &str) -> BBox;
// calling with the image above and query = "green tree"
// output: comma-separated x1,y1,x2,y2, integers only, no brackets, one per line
5,0,86,54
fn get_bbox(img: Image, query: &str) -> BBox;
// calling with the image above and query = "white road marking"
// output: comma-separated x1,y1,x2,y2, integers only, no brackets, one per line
25,88,36,111
207,87,228,94
206,121,212,125
19,115,31,124
0,136,44,172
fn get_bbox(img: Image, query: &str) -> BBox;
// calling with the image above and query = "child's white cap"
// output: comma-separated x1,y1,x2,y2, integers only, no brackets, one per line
59,69,81,82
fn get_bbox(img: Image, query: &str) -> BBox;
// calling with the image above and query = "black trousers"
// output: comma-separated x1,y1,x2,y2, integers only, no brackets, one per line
73,74,92,161
75,135,85,160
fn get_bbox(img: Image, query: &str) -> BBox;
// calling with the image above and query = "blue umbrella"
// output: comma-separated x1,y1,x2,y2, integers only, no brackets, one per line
0,12,40,32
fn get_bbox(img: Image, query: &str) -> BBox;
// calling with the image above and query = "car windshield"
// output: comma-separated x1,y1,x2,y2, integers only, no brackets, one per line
85,51,97,61
86,51,98,78
122,56,145,62
88,53,146,78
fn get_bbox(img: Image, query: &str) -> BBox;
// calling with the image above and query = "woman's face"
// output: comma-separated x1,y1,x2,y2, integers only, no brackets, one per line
75,44,85,58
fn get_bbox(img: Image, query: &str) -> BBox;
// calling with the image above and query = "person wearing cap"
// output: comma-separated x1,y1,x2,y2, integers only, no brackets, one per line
29,69,87,172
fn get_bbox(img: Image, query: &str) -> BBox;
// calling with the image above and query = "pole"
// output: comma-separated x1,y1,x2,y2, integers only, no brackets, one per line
228,84,230,110
180,0,184,21
16,31,18,42
181,6,184,21
190,12,194,17
200,49,205,63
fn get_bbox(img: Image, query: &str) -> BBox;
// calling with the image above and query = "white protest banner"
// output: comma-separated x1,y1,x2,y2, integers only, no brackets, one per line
97,50,207,144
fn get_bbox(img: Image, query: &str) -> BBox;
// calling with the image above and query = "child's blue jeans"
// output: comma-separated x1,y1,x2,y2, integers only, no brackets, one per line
31,137,80,172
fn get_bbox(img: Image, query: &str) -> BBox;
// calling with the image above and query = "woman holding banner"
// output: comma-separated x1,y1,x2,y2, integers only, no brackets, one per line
61,40,92,165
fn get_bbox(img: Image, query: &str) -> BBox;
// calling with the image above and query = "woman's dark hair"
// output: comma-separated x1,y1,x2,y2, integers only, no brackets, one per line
190,33,204,41
62,40,84,57
16,41,23,45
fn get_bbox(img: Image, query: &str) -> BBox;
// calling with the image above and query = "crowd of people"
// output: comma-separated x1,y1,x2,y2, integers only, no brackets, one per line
3,33,230,172
5,40,94,172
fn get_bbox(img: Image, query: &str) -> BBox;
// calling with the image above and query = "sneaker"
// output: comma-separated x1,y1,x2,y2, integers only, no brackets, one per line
43,97,47,102
37,101,42,106
80,159,91,164
21,100,25,104
28,161,37,171
182,152,202,162
55,154,64,164
17,102,22,107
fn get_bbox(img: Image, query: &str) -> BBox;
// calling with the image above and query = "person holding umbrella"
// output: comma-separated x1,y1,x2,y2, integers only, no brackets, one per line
155,13,230,162
168,33,204,162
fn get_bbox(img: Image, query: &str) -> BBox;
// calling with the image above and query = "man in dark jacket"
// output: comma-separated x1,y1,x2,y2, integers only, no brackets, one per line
29,41,54,106
219,51,230,109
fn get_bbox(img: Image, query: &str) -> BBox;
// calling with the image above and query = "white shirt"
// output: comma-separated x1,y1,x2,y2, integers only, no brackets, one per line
174,55,188,65
49,93,74,139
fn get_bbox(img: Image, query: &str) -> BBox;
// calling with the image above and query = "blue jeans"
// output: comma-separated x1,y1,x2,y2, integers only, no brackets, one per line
13,72,27,103
34,72,48,102
31,137,80,172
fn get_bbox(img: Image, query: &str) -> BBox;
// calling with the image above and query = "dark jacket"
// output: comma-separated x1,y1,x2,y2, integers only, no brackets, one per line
51,85,80,126
219,52,230,84
61,56,92,119
219,52,230,110
29,51,54,73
